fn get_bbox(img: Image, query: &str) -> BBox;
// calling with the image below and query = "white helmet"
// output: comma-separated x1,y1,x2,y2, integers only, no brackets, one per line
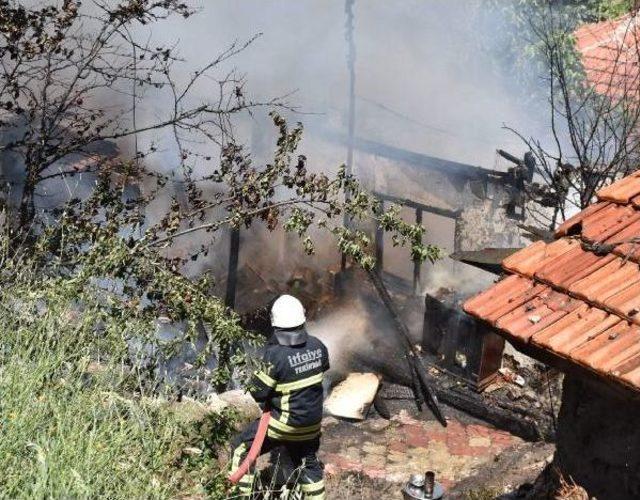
271,295,306,328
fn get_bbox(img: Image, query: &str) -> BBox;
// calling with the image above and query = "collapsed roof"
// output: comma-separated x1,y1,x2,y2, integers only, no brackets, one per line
464,171,640,395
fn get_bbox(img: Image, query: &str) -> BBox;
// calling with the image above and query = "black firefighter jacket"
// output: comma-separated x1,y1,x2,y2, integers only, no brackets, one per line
249,328,330,441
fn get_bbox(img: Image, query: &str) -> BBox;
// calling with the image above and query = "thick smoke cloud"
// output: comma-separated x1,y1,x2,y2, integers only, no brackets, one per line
135,0,548,168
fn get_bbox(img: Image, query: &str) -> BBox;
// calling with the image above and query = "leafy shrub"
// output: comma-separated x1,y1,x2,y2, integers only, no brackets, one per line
0,255,235,498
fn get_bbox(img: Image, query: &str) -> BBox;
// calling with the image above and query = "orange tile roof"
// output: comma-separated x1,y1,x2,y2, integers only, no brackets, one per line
464,172,640,394
575,14,640,98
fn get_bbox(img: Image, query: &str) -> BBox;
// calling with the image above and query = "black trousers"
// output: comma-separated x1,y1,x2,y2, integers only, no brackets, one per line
229,419,326,499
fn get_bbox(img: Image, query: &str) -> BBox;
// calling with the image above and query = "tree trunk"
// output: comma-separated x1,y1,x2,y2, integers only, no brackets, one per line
18,171,36,228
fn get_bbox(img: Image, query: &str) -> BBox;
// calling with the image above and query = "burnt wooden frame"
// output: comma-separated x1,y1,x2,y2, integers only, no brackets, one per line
373,191,461,294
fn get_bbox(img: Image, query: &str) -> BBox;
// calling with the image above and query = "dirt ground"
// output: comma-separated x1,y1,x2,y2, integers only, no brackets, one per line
320,400,554,499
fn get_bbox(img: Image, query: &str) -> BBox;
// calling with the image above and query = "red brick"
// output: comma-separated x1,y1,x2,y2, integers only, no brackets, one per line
489,431,517,448
467,424,492,438
404,424,431,447
445,420,467,435
425,429,448,444
446,435,471,456
321,453,362,473
462,445,493,457
439,478,453,490
389,440,408,453
362,468,387,479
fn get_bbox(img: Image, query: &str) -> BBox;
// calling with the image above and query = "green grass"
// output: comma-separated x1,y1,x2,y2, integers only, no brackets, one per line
0,274,235,498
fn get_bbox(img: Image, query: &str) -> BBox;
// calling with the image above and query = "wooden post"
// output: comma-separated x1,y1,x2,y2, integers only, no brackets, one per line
341,0,356,272
225,227,240,308
453,215,463,255
413,207,423,295
470,326,505,391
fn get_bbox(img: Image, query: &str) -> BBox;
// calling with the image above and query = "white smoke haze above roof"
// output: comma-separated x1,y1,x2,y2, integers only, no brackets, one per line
127,0,550,171
11,1,552,189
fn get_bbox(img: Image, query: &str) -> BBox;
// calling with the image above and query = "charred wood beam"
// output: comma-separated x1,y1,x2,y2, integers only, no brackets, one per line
497,148,523,166
498,149,535,182
413,208,423,295
410,360,425,412
225,227,240,308
497,149,535,220
433,384,552,442
381,383,553,442
372,385,391,419
366,268,447,426
372,191,460,219
321,130,508,181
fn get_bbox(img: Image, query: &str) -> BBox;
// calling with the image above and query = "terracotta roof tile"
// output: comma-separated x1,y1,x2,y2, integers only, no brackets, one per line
603,217,640,245
575,13,640,103
465,170,640,394
613,242,640,262
495,299,557,341
489,288,581,342
568,257,640,303
581,204,640,242
555,201,610,237
463,274,533,317
502,239,578,277
603,219,640,260
612,352,640,375
597,171,640,203
619,358,640,386
534,246,606,286
531,307,616,353
569,321,635,366
575,14,640,98
602,281,640,321
483,283,550,324
597,334,640,372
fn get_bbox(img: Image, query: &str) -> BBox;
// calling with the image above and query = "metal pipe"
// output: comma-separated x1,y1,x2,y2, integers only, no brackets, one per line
341,0,356,271
424,471,435,498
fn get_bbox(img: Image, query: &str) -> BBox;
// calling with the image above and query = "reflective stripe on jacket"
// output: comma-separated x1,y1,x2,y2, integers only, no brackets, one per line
249,329,329,440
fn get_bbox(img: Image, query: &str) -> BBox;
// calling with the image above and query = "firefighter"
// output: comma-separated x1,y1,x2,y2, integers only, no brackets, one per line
229,294,329,499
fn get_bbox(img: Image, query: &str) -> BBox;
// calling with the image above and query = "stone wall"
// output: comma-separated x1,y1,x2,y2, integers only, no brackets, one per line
455,192,529,252
358,152,532,254
554,376,640,499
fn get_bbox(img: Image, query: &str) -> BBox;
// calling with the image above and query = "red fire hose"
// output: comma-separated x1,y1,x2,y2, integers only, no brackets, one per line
228,410,271,485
